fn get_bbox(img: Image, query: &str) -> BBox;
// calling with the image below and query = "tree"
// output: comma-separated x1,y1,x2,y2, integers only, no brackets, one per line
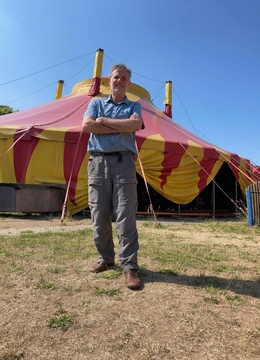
0,105,17,116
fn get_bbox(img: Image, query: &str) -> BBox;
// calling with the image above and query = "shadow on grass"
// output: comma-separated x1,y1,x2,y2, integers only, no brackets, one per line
140,270,260,298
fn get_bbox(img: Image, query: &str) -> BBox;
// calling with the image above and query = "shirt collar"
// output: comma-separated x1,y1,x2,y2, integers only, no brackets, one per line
105,95,130,105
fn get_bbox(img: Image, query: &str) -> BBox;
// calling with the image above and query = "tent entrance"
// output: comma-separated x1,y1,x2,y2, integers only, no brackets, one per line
136,163,243,218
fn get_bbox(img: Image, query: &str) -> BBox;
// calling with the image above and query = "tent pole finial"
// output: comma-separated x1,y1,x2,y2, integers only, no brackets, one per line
163,80,172,118
88,48,104,97
55,80,64,100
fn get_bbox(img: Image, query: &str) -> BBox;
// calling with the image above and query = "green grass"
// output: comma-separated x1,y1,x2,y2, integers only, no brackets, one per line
2,230,94,267
225,295,244,305
212,264,230,272
136,221,260,276
94,287,121,297
203,296,220,304
151,244,229,270
0,350,24,360
138,266,149,276
10,262,24,273
195,274,222,289
1,216,260,359
159,269,178,276
48,306,73,330
37,280,55,290
100,269,122,279
47,266,63,274
1,219,259,279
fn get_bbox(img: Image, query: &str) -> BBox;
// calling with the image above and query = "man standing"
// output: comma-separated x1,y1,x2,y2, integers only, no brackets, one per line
82,64,144,289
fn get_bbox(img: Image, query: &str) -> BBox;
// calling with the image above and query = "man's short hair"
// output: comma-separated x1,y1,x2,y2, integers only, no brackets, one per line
110,64,132,79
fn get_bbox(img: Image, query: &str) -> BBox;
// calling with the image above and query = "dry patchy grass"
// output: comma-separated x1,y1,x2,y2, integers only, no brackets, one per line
0,215,260,359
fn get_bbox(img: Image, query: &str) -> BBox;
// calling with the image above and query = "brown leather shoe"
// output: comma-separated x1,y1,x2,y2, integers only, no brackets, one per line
90,262,115,273
124,269,141,289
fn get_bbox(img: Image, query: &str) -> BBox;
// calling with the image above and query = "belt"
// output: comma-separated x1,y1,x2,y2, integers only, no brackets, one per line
90,151,122,162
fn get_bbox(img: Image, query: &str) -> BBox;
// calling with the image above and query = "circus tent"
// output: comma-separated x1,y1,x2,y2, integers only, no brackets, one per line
0,49,256,216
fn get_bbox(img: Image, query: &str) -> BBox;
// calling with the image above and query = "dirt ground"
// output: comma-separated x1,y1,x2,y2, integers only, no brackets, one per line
0,213,258,247
0,214,92,236
1,214,260,360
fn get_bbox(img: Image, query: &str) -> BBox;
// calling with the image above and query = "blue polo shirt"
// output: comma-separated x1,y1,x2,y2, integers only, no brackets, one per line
84,96,144,154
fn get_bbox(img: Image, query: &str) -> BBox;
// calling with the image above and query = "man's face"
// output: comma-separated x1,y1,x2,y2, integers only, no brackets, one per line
109,68,130,97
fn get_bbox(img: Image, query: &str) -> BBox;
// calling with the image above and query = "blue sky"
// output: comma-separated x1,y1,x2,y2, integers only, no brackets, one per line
1,0,259,165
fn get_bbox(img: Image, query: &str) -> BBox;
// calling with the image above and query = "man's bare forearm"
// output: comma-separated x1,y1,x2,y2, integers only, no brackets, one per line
82,118,120,134
82,114,142,134
96,115,142,132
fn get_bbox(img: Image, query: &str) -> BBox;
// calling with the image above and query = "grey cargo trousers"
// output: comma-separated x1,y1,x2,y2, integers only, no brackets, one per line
88,152,139,271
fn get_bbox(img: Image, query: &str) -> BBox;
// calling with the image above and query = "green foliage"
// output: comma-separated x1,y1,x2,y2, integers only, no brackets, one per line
0,105,17,116
48,306,72,330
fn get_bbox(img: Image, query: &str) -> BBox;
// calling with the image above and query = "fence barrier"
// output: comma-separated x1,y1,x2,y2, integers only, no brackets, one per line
246,181,260,226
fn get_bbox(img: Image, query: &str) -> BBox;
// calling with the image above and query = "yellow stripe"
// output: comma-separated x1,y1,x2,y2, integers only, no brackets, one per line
25,139,65,185
0,139,16,182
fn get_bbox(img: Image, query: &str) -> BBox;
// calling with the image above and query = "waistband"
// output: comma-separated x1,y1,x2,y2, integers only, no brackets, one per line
89,151,133,156
89,151,134,162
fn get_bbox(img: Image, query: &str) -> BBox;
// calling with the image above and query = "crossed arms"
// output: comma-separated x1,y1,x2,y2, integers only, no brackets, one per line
82,114,142,134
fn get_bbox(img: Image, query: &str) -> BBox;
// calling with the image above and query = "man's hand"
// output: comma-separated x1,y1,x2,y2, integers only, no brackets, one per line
95,117,106,125
82,116,116,134
82,114,143,134
130,114,142,121
95,115,142,132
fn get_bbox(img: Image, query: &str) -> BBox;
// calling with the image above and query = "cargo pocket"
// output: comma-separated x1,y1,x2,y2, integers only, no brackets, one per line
88,177,104,204
88,156,105,204
117,176,138,204
88,156,105,177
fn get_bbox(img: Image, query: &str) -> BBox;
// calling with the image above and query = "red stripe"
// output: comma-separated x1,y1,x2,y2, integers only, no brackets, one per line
63,131,89,206
159,142,186,189
13,128,43,183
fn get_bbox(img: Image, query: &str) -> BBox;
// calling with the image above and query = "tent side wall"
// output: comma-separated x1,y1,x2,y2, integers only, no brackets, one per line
0,184,66,212
0,128,89,214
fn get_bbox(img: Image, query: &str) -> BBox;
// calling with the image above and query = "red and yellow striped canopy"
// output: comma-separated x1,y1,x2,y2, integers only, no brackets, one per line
0,77,253,215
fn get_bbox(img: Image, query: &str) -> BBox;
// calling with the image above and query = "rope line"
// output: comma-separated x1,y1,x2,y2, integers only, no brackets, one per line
212,149,256,184
178,143,247,215
60,131,83,224
151,83,165,103
0,126,34,162
0,96,90,163
35,97,91,127
0,51,96,87
135,141,159,225
64,57,95,82
6,82,58,105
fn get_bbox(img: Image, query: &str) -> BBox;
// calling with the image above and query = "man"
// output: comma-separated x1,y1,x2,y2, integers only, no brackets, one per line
82,64,144,289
